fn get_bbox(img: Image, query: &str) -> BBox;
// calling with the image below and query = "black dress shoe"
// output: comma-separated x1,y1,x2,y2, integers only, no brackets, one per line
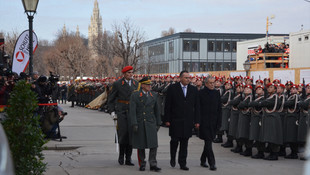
180,166,189,171
213,138,223,143
221,141,234,148
284,153,298,159
150,166,161,172
200,162,209,168
264,154,278,161
139,165,145,171
251,153,264,159
170,159,176,167
118,158,124,165
209,165,217,171
125,160,134,166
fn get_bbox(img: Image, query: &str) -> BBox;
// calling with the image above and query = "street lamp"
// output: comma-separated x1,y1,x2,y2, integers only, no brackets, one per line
266,15,275,44
22,0,39,76
243,61,251,76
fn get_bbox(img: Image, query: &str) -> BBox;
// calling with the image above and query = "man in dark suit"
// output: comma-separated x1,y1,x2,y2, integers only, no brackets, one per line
164,70,200,171
199,75,221,171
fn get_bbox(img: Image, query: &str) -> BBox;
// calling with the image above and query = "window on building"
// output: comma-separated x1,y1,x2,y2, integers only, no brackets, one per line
216,41,223,52
200,62,207,72
169,41,174,53
183,40,191,51
224,41,231,52
148,44,165,57
191,62,199,72
215,62,222,71
305,35,309,41
298,38,302,41
208,62,215,71
183,40,199,52
208,41,215,52
192,41,199,51
232,41,237,52
223,62,231,70
183,62,190,71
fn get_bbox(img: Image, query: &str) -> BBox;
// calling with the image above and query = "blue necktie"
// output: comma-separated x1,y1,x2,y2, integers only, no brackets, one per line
182,86,186,97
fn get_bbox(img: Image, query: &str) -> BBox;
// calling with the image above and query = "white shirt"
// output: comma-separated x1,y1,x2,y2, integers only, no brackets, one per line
125,79,131,86
180,83,188,97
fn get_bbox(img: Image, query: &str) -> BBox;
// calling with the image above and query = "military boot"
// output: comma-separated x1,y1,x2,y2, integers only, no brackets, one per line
251,151,265,159
213,134,223,143
125,145,134,166
118,144,125,165
221,139,233,148
264,152,278,161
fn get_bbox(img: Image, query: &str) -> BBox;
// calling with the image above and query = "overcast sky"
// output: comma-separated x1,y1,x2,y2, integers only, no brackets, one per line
1,0,310,42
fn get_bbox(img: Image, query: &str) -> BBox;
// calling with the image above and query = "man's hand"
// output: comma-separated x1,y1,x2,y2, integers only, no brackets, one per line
133,125,138,132
165,122,170,127
195,123,200,129
111,112,117,120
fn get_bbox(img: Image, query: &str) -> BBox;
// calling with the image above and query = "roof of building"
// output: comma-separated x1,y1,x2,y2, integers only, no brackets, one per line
143,32,289,45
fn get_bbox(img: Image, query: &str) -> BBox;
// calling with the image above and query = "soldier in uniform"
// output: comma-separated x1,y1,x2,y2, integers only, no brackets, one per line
129,77,162,172
249,85,265,159
108,66,138,166
236,84,253,156
229,84,244,153
283,84,300,159
67,80,76,107
276,83,287,157
298,83,310,160
220,80,234,148
259,83,283,160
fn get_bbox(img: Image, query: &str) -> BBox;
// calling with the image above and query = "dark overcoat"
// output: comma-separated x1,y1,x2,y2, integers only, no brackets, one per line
236,95,252,139
228,94,242,138
260,93,283,145
67,84,76,102
199,87,222,141
220,89,233,131
249,96,264,141
107,78,138,144
130,90,161,149
283,94,300,143
298,96,310,142
164,82,200,138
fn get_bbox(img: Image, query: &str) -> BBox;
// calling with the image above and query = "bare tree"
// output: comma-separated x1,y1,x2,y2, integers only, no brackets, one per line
161,27,176,37
111,18,145,72
184,28,195,32
43,32,90,79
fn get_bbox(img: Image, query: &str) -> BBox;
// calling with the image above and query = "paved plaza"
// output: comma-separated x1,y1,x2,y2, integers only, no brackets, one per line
44,104,305,175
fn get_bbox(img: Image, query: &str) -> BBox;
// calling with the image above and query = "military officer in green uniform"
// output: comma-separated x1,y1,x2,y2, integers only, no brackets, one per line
129,77,162,172
108,66,138,166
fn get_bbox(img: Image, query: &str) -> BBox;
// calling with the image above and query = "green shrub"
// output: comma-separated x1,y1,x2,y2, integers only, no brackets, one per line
2,80,47,175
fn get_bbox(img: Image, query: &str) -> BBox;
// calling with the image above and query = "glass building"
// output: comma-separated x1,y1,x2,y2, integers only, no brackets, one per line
138,32,284,74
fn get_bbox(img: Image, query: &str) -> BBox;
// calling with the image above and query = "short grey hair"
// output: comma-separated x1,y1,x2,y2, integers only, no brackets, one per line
204,75,215,84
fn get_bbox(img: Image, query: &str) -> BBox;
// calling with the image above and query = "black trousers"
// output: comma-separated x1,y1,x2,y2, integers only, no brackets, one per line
200,140,215,166
170,137,189,167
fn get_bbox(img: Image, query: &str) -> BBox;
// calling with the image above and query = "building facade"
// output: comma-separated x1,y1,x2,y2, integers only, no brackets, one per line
289,29,310,68
139,32,284,74
88,0,103,52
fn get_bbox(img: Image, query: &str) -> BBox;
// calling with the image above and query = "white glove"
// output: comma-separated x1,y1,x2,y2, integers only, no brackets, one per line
111,112,117,120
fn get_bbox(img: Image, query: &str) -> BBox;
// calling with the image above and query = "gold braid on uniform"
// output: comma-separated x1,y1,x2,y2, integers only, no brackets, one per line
135,79,151,92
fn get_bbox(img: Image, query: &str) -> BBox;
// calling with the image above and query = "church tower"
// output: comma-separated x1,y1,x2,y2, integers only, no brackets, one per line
88,0,103,54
